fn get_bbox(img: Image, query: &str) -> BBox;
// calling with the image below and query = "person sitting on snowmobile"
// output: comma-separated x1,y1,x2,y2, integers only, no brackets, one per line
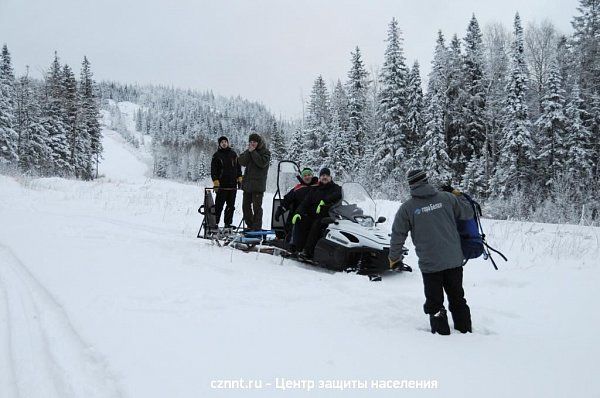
292,167,342,260
274,167,319,244
238,133,271,231
210,136,242,229
388,169,474,335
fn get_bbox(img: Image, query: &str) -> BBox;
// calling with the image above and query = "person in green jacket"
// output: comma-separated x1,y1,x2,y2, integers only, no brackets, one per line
238,133,271,230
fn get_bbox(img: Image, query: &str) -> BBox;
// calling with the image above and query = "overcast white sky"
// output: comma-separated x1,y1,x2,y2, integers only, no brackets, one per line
0,0,580,118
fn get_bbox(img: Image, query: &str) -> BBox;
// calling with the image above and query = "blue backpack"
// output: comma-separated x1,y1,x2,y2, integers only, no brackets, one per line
457,193,507,270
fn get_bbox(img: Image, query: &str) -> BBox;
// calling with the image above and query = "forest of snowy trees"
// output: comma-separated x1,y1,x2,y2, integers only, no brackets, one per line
293,1,600,223
1,0,598,224
99,82,289,181
0,46,102,179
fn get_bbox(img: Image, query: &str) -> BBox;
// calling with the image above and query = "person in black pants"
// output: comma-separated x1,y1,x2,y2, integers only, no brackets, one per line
388,169,474,335
273,167,318,246
210,136,242,228
292,168,342,260
422,267,470,334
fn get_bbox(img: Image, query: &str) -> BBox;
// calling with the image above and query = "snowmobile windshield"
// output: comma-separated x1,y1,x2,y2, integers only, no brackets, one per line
277,161,301,196
331,182,377,226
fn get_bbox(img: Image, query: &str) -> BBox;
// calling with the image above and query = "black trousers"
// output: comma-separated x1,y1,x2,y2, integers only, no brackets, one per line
214,188,237,226
242,192,264,230
421,267,470,323
294,215,324,257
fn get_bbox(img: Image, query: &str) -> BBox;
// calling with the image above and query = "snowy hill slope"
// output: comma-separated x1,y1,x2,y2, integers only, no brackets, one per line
0,105,599,397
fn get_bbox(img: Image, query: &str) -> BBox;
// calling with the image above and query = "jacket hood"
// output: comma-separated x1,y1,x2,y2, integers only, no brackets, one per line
249,133,265,150
410,182,438,198
256,136,265,150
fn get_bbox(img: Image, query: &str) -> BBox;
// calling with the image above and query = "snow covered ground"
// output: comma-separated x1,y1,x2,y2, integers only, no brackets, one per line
1,107,599,397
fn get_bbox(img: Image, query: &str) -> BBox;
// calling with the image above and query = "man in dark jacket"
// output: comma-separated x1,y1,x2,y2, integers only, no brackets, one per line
210,136,242,228
238,133,271,230
389,169,474,335
292,168,342,259
274,167,319,246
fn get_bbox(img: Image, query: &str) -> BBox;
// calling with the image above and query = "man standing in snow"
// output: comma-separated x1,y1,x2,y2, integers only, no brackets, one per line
210,136,242,229
238,133,271,231
389,170,474,335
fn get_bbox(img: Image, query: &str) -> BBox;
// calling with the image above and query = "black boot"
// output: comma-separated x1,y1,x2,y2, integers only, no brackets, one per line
429,309,451,335
451,308,472,333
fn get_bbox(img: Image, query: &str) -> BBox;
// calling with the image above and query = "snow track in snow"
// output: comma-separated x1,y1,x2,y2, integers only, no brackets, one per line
0,244,123,398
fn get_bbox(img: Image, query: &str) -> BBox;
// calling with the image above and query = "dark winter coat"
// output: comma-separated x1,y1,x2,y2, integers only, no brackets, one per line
210,147,242,188
296,181,343,218
389,182,474,273
238,135,271,193
281,176,319,224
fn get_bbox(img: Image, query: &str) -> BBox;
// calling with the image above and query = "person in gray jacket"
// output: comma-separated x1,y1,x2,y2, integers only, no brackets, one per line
389,169,474,335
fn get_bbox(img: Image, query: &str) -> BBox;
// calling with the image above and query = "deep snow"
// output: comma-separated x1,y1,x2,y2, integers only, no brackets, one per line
0,105,599,398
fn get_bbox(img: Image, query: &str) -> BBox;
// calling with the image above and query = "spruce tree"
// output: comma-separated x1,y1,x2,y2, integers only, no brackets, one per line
462,14,487,165
62,64,80,173
422,32,452,183
303,75,330,168
535,60,567,190
79,56,102,178
374,18,409,183
446,34,467,179
0,44,18,165
564,82,594,191
496,13,535,196
270,120,287,161
43,52,71,175
405,60,424,165
422,93,452,184
17,71,51,173
346,47,370,163
329,80,352,180
288,129,304,165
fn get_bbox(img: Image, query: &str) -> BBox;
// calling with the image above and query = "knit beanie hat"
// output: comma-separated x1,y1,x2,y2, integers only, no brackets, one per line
319,167,331,177
301,167,313,176
218,136,228,144
407,169,428,187
248,133,261,143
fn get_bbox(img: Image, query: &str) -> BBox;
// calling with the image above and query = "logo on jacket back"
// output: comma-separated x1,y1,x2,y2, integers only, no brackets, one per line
414,203,442,215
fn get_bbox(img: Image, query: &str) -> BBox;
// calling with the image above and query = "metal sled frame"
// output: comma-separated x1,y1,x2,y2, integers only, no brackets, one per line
197,187,243,240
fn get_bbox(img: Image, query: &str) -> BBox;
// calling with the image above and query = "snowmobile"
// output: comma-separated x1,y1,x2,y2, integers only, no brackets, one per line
269,161,412,280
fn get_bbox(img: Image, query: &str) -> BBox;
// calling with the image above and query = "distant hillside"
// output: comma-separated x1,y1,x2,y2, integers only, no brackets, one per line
98,82,290,181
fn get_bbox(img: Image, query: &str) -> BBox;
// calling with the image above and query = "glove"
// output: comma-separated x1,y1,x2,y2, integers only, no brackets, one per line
274,206,285,221
237,176,243,190
388,257,401,269
292,214,301,225
316,200,326,214
213,180,220,188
